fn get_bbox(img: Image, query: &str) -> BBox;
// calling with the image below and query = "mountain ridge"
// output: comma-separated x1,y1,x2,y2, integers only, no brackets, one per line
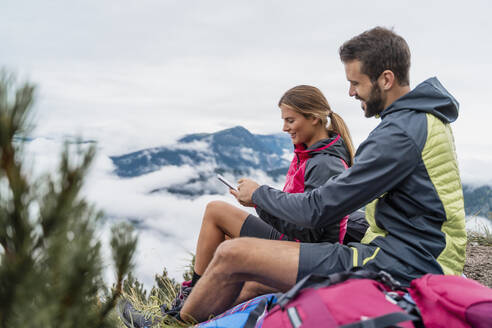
110,126,492,218
110,125,292,177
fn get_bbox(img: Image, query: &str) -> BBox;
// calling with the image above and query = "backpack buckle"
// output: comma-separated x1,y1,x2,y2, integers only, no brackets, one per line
378,271,401,290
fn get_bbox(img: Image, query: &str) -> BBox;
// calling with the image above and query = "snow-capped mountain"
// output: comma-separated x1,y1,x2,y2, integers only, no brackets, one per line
110,125,492,217
110,126,293,196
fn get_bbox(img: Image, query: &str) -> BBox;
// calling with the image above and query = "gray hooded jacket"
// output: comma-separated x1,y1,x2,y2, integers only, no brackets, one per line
252,77,466,280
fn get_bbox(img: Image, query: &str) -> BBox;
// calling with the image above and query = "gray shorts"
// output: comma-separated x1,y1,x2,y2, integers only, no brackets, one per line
239,215,363,282
240,214,357,282
239,215,413,285
297,242,354,282
297,242,419,286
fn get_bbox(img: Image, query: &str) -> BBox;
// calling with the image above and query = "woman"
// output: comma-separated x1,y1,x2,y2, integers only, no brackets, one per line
161,85,355,317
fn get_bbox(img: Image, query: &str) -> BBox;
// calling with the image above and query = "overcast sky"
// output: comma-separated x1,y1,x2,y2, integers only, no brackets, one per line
2,0,492,184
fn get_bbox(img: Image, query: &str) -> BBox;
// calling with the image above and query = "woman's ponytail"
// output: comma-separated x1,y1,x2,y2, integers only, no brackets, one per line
328,112,355,166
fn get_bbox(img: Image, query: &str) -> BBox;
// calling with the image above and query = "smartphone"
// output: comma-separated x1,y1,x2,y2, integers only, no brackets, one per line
217,174,237,191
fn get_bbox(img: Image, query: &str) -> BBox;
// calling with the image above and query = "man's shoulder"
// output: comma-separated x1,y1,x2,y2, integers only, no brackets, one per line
382,108,425,123
377,109,428,150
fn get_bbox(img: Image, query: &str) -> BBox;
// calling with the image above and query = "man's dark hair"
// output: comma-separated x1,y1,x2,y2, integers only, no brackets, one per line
339,27,411,86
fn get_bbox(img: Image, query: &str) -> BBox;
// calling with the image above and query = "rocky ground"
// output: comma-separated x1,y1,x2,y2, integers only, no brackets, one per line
464,242,492,288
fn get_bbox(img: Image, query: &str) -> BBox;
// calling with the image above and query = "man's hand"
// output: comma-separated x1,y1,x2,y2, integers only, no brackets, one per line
230,178,260,207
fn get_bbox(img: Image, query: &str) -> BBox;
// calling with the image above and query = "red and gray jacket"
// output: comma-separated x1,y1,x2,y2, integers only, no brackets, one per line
255,134,351,243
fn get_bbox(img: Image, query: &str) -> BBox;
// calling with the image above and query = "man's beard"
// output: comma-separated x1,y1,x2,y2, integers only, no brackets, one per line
364,82,385,118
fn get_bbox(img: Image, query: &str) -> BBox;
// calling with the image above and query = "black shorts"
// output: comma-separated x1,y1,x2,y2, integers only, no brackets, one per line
239,214,294,241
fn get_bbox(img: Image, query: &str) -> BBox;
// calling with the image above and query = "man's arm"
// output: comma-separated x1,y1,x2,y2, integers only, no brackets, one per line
253,154,347,239
251,122,421,229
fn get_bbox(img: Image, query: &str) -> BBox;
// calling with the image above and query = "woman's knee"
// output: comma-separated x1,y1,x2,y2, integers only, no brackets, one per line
205,200,227,215
203,201,247,236
203,200,229,223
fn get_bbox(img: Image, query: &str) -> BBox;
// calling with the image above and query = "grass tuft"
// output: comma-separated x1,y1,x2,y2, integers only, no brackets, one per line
467,215,492,246
118,255,197,327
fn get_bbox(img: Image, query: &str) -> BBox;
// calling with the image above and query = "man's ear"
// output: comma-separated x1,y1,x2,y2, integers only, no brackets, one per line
379,70,395,91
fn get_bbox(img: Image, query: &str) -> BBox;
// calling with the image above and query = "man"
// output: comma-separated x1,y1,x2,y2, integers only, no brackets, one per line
123,26,467,325
175,26,467,322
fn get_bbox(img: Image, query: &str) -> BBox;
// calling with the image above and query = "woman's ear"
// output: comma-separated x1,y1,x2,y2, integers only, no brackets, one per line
311,116,321,126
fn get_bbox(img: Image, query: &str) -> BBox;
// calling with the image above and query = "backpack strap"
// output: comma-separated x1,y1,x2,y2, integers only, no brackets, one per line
340,312,419,328
277,271,355,309
287,290,419,328
243,298,268,328
286,288,339,327
243,294,279,328
277,269,402,310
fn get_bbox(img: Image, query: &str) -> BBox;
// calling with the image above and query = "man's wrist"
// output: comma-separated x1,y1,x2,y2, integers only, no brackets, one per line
251,185,264,206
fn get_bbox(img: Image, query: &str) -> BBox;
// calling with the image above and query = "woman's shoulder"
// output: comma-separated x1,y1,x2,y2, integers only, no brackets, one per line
308,135,350,164
307,135,340,150
306,152,345,170
303,152,346,190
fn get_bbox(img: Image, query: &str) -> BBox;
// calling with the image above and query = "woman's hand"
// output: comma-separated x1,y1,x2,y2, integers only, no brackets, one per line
230,178,260,207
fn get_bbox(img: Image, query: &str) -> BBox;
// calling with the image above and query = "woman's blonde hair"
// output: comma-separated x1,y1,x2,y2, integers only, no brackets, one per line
279,85,355,165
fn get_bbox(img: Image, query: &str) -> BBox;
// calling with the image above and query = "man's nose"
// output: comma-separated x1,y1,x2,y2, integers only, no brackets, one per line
349,85,356,97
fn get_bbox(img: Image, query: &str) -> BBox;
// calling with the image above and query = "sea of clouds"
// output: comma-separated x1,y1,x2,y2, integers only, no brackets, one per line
22,137,492,290
23,137,285,289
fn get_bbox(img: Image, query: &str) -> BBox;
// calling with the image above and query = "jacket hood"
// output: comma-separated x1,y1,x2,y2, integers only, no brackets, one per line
381,77,459,123
295,134,351,166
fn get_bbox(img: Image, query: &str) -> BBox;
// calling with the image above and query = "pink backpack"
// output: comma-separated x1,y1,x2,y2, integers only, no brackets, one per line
410,274,492,328
245,270,492,328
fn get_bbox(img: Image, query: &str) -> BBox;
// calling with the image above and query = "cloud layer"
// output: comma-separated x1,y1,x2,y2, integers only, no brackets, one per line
21,136,490,289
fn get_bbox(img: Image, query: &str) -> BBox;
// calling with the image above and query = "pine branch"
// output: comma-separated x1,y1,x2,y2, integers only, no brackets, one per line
0,70,139,327
0,74,35,326
98,223,137,326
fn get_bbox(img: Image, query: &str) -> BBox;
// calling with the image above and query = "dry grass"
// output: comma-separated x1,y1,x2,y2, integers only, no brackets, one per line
121,277,191,327
117,256,198,327
467,223,492,246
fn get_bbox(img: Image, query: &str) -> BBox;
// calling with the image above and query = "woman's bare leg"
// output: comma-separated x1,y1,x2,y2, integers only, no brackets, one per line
194,200,250,275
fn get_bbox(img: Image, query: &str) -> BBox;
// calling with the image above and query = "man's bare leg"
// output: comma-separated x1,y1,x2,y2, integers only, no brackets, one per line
181,237,300,323
194,200,250,275
233,281,279,306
